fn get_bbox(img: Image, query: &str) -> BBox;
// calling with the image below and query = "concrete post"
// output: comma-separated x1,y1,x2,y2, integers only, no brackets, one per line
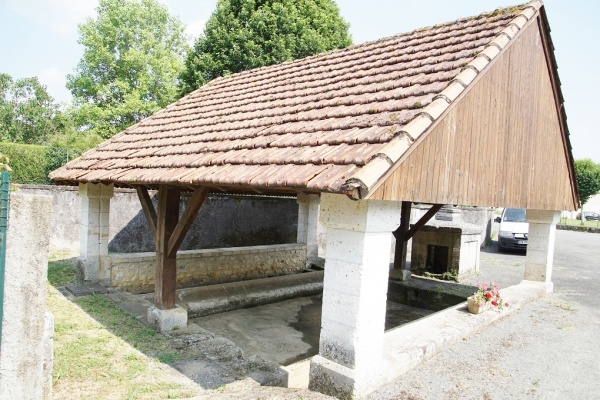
79,183,114,282
0,192,52,399
297,193,321,259
524,209,560,293
309,193,400,399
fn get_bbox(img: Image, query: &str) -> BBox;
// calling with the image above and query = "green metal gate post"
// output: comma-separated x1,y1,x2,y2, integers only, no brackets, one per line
0,171,10,343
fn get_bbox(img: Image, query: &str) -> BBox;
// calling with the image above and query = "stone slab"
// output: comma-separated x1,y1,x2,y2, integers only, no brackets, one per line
65,283,109,297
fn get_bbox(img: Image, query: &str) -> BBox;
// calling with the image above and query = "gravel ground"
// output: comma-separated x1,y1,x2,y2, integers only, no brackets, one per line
365,229,600,400
191,229,600,400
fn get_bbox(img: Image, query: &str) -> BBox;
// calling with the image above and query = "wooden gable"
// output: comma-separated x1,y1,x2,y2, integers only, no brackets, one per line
368,13,578,211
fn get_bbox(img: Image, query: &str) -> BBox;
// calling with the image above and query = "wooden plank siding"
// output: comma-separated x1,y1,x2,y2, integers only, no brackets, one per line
368,18,578,211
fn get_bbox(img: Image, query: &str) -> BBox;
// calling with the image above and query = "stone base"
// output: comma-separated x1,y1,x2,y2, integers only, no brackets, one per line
147,305,188,332
308,355,381,399
389,269,411,281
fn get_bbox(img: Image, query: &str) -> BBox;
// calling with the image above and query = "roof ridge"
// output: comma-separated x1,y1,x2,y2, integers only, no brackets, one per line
340,1,543,199
184,6,528,101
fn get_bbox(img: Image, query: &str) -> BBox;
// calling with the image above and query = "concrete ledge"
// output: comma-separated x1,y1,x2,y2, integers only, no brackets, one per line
109,244,307,293
148,305,188,332
380,280,547,385
309,355,358,399
178,270,324,318
387,276,475,311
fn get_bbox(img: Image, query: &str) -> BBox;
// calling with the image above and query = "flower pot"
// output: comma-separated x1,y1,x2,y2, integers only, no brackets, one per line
467,297,491,314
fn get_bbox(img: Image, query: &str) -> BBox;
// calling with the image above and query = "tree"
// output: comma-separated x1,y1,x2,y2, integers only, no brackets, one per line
67,0,188,139
0,73,68,145
179,0,352,95
574,158,600,222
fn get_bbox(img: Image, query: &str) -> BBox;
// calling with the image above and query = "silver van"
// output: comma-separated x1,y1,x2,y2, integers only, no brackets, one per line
497,208,528,252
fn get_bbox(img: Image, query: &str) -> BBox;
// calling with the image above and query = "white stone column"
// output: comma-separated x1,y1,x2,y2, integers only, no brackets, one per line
79,183,114,282
309,193,400,399
0,192,52,399
297,193,321,259
524,209,560,293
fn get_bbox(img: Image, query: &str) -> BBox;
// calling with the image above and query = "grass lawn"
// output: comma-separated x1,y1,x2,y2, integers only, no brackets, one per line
47,253,202,399
558,218,600,228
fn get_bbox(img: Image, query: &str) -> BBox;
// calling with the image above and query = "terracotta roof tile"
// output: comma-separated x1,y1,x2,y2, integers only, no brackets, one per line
50,2,541,196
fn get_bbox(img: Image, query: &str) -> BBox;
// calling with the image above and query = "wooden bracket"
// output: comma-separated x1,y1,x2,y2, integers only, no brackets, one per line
136,186,157,238
392,203,444,271
405,204,443,240
167,187,209,258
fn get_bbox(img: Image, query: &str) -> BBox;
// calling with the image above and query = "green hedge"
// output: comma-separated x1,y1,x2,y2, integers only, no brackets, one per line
0,142,73,184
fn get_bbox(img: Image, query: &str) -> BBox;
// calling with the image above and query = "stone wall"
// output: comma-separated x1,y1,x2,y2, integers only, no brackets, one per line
410,226,481,276
109,243,307,293
16,185,298,253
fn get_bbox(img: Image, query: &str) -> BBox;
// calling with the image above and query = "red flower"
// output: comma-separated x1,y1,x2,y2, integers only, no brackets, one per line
485,292,492,299
491,300,498,306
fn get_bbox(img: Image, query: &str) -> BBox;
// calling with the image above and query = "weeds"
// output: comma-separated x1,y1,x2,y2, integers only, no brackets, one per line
551,301,576,312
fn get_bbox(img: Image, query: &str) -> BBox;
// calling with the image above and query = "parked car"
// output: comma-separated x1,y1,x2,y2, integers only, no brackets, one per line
576,211,600,221
497,208,528,252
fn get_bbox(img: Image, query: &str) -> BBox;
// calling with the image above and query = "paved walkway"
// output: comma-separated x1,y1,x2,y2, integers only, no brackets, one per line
366,229,600,399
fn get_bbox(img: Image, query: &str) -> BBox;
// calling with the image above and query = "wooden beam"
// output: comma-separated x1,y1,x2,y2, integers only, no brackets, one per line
167,187,209,258
136,186,157,239
155,186,180,309
392,201,412,270
405,204,443,240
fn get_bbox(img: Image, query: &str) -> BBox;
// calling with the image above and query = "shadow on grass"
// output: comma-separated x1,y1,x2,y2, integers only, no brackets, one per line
47,256,198,365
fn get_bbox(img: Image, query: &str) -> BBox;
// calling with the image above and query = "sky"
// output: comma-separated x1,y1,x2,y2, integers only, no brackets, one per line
1,0,599,162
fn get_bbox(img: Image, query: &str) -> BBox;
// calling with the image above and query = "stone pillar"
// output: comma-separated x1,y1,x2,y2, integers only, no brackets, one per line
524,209,560,293
0,192,52,399
297,193,321,259
78,183,114,282
309,193,400,399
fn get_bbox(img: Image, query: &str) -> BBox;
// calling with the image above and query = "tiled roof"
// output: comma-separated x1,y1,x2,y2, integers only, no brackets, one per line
50,1,542,196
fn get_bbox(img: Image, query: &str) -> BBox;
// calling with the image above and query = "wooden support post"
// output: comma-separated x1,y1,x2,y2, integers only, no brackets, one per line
391,203,444,280
137,185,210,310
392,201,412,271
155,186,180,309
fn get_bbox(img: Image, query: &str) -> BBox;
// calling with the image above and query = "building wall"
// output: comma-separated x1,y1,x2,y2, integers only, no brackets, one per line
369,21,577,211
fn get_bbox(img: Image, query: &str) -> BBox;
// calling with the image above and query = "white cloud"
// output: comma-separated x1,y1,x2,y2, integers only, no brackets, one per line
38,68,72,104
185,19,205,44
6,0,98,36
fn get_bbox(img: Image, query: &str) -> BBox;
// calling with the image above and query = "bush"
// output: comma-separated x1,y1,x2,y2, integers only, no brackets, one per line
0,142,74,184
